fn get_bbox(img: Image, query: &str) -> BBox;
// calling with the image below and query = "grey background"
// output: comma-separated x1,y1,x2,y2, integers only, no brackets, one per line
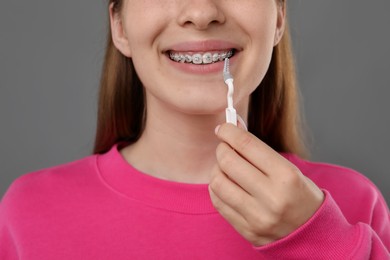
1,1,389,202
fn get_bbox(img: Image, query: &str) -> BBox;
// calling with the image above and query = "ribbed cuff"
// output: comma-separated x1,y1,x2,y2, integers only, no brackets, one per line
254,190,362,259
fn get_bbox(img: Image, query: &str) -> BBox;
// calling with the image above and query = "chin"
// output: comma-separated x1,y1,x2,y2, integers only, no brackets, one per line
173,100,226,116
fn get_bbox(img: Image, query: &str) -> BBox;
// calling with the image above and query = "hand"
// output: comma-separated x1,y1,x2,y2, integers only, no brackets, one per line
209,123,324,246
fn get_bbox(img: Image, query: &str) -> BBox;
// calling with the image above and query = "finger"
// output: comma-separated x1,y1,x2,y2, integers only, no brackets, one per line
209,165,256,217
208,185,249,231
216,142,269,197
215,123,290,176
210,187,272,247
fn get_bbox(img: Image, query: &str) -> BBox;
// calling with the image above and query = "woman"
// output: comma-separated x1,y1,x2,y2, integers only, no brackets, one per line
1,0,389,259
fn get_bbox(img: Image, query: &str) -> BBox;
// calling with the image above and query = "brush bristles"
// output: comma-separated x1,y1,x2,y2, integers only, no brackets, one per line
224,58,229,73
223,58,233,81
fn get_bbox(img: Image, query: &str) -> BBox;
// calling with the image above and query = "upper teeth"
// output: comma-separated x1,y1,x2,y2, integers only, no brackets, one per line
169,50,233,64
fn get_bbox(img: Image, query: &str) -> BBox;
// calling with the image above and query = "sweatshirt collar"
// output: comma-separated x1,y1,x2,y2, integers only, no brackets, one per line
96,144,217,214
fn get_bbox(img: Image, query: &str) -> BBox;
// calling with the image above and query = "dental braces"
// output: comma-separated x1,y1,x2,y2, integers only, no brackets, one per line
169,50,233,65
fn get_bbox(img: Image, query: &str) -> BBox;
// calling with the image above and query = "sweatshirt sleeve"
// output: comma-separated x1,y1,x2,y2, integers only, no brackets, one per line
0,202,19,260
254,190,390,259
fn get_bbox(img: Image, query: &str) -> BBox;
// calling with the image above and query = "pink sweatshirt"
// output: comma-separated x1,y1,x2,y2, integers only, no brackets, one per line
1,144,389,259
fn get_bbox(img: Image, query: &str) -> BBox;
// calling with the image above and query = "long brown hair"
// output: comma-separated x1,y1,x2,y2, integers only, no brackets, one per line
93,0,307,157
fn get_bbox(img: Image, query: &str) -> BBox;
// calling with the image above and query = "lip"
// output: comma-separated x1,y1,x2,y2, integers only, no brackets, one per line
163,40,242,53
163,40,241,74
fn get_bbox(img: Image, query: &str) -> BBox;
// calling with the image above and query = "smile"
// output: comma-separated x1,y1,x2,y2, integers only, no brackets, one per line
168,50,234,65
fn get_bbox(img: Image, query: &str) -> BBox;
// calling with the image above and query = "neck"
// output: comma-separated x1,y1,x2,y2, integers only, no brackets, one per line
121,96,248,184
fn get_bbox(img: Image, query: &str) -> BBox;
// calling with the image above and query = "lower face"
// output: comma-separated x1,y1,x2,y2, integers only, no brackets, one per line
120,0,281,117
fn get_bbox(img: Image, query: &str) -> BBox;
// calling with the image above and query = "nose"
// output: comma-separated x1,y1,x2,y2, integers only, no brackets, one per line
177,0,225,30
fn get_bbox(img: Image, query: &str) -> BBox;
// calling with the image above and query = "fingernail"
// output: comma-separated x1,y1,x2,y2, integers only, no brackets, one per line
214,125,221,135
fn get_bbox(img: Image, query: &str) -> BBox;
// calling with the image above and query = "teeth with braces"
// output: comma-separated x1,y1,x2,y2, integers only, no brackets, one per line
169,50,233,65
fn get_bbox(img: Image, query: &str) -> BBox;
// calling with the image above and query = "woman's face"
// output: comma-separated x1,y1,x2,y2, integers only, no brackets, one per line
111,0,285,116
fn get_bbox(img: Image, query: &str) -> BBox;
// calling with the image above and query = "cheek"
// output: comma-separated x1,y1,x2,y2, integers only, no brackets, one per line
239,1,279,48
122,3,171,52
233,43,275,109
233,5,278,68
